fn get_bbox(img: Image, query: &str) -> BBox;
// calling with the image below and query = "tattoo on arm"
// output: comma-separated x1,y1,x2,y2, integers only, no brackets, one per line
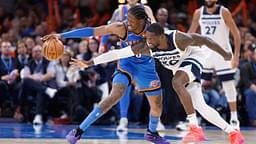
175,31,193,51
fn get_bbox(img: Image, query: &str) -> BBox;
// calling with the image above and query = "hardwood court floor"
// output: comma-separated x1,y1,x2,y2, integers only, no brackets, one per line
0,123,255,144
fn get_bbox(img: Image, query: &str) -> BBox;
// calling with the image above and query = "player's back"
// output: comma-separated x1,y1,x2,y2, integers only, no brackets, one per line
199,5,231,51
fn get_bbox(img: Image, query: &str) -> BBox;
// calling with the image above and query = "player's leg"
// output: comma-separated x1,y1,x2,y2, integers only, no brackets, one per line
173,56,206,142
66,72,129,144
135,60,169,144
143,89,169,144
222,79,239,128
187,82,244,144
116,85,132,131
216,59,239,129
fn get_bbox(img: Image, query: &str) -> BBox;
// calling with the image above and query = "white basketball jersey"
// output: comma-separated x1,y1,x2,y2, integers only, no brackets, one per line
199,5,231,52
150,30,193,72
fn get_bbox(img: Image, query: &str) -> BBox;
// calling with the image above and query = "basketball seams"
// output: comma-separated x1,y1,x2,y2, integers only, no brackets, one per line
42,38,64,61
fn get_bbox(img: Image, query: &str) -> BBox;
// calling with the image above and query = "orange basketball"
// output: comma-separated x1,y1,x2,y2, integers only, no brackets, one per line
42,38,64,61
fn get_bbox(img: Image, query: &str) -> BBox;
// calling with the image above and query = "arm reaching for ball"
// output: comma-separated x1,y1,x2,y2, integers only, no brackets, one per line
70,42,149,68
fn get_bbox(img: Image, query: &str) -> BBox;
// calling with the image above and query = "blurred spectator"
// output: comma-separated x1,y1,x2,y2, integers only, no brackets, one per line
156,8,174,30
0,40,19,117
240,48,256,126
76,40,88,60
70,68,102,123
17,45,57,124
87,37,109,99
51,51,79,123
25,37,36,56
16,41,29,70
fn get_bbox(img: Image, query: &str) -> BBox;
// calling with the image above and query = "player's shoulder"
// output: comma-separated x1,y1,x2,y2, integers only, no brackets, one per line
164,30,178,40
144,5,152,11
220,5,230,11
220,6,232,17
193,8,202,17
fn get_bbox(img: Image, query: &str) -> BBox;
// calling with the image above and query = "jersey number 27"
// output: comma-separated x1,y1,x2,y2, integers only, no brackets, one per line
205,26,216,35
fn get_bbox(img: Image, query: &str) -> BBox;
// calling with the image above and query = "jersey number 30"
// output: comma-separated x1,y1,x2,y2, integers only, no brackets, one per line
205,26,216,34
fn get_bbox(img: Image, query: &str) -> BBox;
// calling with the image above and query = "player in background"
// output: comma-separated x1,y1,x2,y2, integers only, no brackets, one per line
43,5,169,144
99,0,165,132
188,0,241,129
71,23,245,144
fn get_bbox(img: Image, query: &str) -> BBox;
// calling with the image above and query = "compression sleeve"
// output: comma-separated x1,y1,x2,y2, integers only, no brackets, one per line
93,46,134,65
61,27,94,38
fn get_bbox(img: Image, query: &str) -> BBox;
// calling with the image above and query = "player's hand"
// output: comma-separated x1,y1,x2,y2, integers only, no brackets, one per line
41,34,61,42
231,55,239,69
69,58,94,69
223,51,232,61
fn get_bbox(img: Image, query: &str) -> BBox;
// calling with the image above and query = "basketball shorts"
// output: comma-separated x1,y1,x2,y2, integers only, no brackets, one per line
201,48,236,82
177,48,205,83
112,56,162,96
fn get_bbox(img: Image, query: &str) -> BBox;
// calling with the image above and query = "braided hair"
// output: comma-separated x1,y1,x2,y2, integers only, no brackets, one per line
128,5,149,20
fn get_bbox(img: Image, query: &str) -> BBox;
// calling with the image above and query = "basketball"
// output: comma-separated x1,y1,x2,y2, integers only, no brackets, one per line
42,38,64,60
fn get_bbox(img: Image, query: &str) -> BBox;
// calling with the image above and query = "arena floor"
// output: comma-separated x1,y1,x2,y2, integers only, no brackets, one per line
0,123,255,144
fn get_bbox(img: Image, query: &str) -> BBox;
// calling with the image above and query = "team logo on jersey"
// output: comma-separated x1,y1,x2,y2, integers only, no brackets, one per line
152,51,181,67
150,80,160,88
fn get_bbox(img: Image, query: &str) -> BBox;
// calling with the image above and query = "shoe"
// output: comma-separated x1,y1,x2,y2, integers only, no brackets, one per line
66,128,84,144
230,119,240,130
182,125,207,142
157,121,165,131
229,130,245,144
33,114,43,125
176,121,189,131
116,118,128,132
144,129,169,144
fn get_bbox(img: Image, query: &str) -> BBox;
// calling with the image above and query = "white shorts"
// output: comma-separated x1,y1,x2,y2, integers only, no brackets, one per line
202,47,236,81
177,47,206,83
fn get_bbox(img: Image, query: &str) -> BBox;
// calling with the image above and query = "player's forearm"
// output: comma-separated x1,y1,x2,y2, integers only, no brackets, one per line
93,46,135,65
192,34,227,57
233,33,241,57
60,27,95,38
204,38,228,57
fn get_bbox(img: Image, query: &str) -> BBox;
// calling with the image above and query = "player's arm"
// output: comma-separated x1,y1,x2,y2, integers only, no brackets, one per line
70,42,150,68
175,31,232,60
99,8,121,53
187,9,200,33
222,7,241,68
144,5,156,23
42,22,126,40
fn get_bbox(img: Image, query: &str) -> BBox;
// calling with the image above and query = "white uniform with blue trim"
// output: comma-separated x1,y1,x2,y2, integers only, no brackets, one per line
151,30,206,83
199,5,235,80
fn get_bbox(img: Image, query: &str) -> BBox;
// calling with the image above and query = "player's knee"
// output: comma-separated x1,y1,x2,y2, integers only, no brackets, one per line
222,80,237,102
111,85,126,99
172,77,183,91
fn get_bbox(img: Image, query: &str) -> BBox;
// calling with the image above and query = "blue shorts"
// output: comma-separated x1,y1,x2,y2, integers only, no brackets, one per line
112,56,162,96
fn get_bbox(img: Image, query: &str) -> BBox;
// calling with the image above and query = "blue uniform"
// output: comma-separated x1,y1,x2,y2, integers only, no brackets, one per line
112,20,161,96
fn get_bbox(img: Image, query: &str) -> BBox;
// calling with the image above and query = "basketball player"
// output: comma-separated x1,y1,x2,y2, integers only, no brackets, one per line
100,0,165,132
43,5,168,144
188,0,241,129
71,23,245,144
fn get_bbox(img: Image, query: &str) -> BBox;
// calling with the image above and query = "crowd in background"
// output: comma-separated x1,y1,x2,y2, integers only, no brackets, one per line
0,0,256,127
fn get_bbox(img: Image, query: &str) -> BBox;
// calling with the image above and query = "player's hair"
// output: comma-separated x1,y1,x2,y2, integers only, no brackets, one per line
147,23,164,35
128,5,148,20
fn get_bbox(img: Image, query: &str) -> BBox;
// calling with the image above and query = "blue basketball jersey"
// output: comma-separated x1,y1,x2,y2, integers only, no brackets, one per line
114,15,161,93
